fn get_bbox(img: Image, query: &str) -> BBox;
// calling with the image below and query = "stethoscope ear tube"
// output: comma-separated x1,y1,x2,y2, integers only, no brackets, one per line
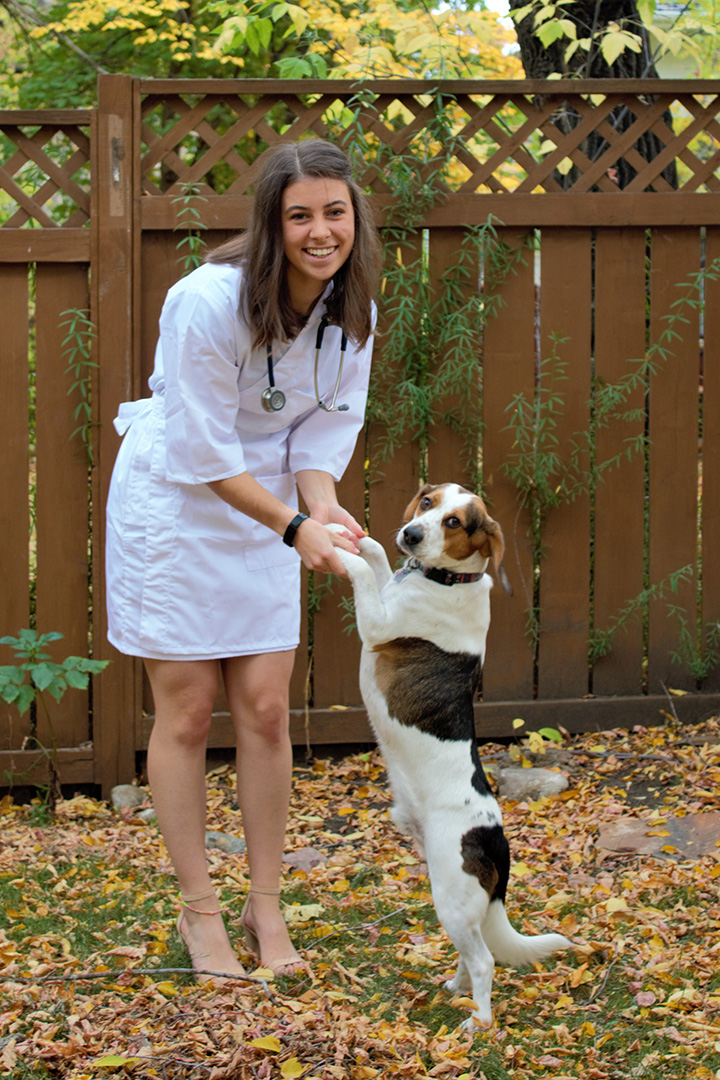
264,317,349,413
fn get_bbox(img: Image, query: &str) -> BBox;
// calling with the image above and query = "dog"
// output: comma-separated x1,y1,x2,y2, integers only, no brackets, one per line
330,482,571,1028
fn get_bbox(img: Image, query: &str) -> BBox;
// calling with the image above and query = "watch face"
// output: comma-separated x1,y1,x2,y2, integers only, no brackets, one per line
262,387,286,413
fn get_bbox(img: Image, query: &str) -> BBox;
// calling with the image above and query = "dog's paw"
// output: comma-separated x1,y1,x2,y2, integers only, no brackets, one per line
444,974,472,995
459,1012,493,1032
357,535,387,559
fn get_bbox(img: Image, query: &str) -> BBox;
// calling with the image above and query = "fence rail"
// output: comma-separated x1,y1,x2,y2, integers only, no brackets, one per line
1,76,720,796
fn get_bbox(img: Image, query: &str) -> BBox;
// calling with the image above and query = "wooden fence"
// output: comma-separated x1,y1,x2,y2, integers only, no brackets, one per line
2,75,720,795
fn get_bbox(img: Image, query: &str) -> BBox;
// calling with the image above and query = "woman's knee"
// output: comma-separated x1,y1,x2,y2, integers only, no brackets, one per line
146,660,218,748
238,688,290,746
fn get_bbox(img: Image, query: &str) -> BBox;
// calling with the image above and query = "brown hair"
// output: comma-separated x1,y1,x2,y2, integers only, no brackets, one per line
207,140,381,348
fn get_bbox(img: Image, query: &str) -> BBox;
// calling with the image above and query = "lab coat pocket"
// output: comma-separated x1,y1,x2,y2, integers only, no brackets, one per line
243,471,300,572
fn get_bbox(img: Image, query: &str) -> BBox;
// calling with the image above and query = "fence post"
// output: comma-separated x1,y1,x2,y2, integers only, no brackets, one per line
92,73,141,797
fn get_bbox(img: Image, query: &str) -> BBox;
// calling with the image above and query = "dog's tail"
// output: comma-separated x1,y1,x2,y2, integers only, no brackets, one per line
482,898,572,967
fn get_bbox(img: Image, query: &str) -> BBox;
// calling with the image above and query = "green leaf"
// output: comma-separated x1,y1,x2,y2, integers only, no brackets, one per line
245,19,260,54
65,670,89,690
538,727,563,743
256,16,273,50
536,20,568,47
31,664,59,692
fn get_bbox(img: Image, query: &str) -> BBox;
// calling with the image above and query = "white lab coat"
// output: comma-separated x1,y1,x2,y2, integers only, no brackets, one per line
106,261,374,659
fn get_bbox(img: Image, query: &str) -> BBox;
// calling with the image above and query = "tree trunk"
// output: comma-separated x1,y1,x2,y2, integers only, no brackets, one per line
509,0,677,189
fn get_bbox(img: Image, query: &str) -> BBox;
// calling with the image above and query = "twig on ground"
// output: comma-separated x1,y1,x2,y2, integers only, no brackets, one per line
311,905,409,946
5,966,278,1000
588,954,620,1003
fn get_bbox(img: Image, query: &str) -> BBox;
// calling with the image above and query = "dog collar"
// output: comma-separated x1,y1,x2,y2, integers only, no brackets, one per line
394,558,485,587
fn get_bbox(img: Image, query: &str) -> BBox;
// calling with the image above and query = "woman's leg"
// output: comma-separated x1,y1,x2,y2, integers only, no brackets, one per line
222,651,302,970
144,658,245,979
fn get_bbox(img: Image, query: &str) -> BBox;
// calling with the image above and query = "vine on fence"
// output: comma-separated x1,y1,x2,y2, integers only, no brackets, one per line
61,307,97,463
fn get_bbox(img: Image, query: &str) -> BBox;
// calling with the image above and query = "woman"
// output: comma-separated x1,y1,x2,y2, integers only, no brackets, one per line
106,139,380,980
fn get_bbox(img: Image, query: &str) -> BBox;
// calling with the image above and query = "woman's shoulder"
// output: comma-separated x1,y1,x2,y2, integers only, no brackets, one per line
164,262,244,315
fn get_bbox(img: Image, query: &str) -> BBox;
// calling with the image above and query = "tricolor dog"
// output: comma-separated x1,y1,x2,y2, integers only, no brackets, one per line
331,483,571,1028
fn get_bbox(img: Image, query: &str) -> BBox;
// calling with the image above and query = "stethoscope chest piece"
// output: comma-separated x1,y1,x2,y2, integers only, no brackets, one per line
261,386,286,413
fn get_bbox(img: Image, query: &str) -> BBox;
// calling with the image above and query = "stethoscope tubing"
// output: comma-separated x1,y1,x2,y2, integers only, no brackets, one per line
263,317,348,414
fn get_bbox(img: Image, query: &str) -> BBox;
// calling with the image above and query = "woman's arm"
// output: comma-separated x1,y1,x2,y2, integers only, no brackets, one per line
208,471,360,577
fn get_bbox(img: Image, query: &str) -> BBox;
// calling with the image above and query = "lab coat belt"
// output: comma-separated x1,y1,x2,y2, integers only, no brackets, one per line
113,395,162,437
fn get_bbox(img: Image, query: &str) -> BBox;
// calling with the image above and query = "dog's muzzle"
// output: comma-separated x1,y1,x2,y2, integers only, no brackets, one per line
400,523,424,550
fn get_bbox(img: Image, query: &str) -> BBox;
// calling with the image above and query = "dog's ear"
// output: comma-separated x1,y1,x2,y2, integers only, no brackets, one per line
402,483,434,524
472,516,513,596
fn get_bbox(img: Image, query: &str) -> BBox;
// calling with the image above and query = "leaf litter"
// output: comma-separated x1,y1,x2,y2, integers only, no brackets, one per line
1,716,719,1080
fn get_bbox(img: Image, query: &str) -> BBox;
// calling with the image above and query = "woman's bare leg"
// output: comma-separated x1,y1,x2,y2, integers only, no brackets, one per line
222,651,303,971
144,658,245,980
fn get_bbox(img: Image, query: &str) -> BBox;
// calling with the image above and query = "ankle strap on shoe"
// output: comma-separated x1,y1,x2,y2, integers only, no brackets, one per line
179,889,226,915
249,885,281,897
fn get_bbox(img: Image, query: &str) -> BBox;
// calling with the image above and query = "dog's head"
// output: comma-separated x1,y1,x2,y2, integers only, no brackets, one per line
397,483,512,593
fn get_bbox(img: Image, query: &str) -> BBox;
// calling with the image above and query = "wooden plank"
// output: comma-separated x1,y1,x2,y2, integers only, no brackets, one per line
647,228,701,691
312,438,366,708
0,110,92,123
141,193,720,232
34,264,92,748
592,229,648,695
0,747,95,788
0,266,30,750
426,227,478,487
0,230,91,262
92,74,140,796
137,78,720,95
536,229,593,699
482,228,536,702
702,227,720,690
139,691,720,749
367,233,422,554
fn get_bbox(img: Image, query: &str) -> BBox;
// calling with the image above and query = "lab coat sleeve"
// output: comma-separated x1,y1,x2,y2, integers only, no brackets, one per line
286,329,375,481
160,284,248,485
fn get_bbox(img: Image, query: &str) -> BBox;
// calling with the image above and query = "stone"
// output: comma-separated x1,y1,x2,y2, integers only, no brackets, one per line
283,846,328,872
110,784,145,811
597,811,720,860
497,767,570,801
137,808,157,824
204,830,246,855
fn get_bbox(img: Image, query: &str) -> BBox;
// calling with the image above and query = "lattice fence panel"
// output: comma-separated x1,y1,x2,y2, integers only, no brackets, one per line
0,115,92,228
138,83,720,199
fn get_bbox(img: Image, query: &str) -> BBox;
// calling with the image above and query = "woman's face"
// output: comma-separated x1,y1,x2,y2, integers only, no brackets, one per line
281,177,355,311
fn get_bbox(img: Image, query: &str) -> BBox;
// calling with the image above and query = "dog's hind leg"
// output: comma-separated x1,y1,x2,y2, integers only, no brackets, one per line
426,835,496,1027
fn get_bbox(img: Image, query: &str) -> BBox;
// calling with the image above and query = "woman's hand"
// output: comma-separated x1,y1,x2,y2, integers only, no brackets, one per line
293,515,360,577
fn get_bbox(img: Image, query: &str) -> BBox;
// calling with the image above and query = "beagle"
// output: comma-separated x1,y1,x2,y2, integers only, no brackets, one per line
331,483,571,1028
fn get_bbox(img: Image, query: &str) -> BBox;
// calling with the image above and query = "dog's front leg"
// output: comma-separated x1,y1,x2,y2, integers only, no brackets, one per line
334,548,396,647
356,536,392,591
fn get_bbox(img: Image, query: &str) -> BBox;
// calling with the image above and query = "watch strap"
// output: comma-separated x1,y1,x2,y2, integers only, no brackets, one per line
282,512,309,547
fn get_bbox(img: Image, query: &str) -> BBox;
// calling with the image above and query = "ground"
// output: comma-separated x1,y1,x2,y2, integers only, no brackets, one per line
1,716,719,1080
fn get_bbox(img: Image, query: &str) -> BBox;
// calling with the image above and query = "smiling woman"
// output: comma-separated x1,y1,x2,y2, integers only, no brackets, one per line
105,139,381,985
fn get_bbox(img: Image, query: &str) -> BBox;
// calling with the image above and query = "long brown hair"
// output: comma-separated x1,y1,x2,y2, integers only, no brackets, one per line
207,140,380,348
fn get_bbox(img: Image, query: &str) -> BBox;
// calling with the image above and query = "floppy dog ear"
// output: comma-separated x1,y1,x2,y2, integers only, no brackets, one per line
402,483,434,524
473,517,513,596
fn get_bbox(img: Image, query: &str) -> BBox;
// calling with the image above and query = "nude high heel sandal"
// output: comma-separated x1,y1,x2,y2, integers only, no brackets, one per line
241,885,308,976
176,887,232,984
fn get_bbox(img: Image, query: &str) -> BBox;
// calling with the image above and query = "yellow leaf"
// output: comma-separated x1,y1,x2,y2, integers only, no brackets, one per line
250,967,276,980
661,845,678,854
250,1036,281,1052
93,1056,139,1067
452,996,478,1008
155,981,177,996
511,861,532,878
646,829,671,837
606,897,629,913
512,717,525,729
281,1057,305,1078
668,687,688,696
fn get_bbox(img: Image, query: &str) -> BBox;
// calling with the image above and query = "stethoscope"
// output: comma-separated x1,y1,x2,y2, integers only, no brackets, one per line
261,316,349,414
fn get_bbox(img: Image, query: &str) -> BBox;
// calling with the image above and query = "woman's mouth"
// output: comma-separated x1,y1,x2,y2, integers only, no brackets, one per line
305,247,337,259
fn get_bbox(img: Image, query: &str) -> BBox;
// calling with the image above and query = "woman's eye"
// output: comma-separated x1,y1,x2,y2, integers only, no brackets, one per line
445,516,461,529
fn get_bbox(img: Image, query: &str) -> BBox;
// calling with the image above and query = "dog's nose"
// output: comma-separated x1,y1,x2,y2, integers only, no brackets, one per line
402,524,424,547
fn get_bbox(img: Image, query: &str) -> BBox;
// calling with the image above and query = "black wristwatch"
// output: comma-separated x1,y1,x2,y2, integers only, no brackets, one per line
282,512,309,547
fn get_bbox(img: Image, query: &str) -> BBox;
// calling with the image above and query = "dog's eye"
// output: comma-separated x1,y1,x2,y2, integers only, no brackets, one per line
419,497,432,510
445,516,461,529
